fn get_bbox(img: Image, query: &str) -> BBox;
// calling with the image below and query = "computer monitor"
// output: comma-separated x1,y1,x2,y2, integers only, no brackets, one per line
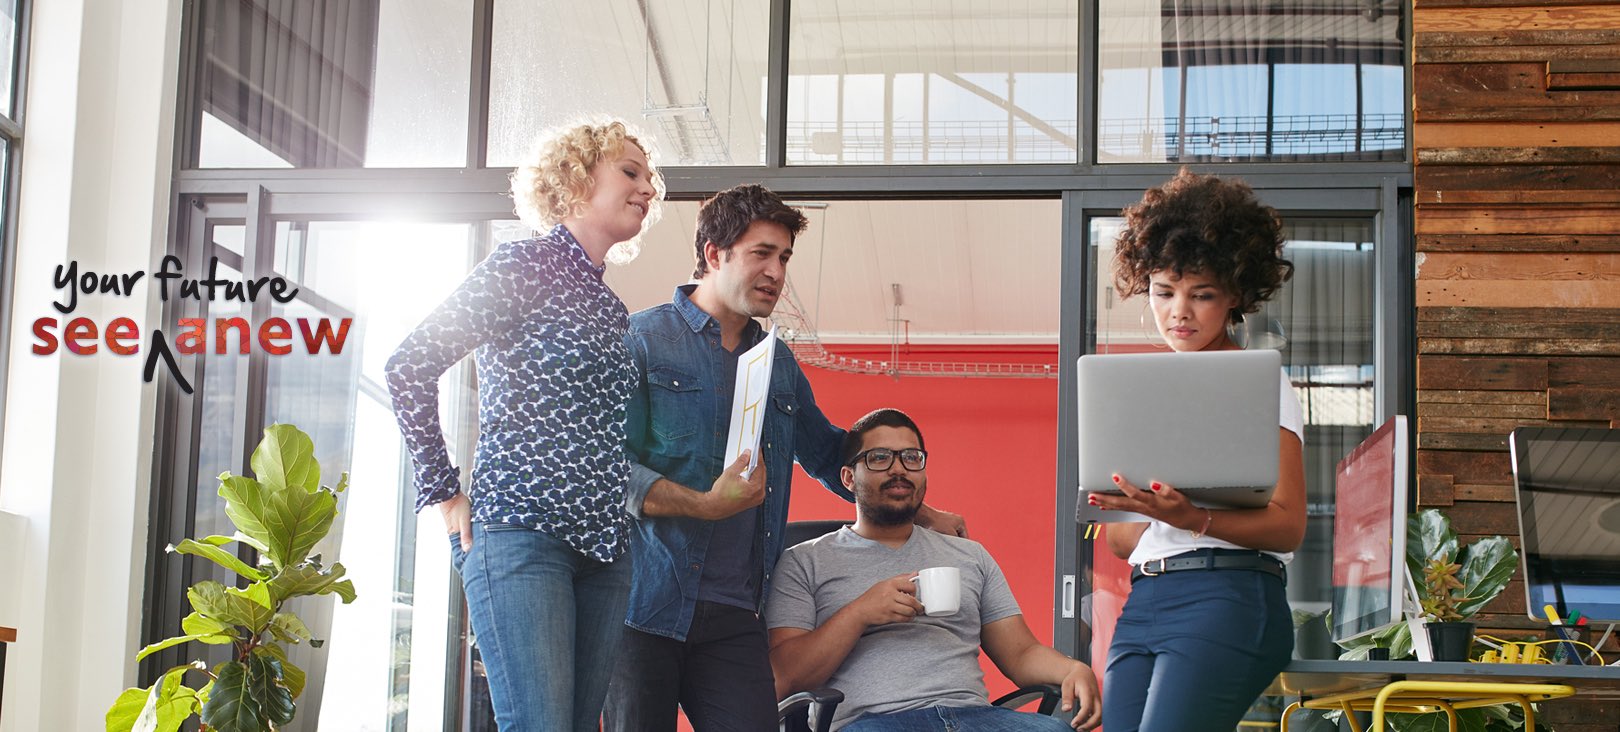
1332,415,1410,643
1511,427,1620,624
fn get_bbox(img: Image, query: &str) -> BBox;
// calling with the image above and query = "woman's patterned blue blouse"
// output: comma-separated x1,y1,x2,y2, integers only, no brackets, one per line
384,224,636,561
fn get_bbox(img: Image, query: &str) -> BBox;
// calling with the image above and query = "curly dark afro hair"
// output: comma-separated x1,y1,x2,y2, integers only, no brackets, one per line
1112,169,1293,324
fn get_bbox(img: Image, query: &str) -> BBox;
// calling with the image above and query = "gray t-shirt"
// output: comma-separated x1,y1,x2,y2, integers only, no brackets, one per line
765,526,1022,731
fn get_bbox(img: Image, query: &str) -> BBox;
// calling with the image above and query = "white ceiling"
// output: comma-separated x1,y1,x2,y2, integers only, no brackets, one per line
603,198,1065,343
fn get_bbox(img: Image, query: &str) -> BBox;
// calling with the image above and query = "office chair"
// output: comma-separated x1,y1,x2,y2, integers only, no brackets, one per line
774,521,1067,731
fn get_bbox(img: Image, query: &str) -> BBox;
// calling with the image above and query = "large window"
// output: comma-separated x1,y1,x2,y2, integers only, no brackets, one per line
1097,0,1405,162
787,0,1080,165
153,1,1414,728
0,0,27,467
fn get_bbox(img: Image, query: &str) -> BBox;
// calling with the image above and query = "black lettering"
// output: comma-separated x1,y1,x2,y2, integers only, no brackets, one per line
269,277,299,303
143,328,194,394
244,276,270,301
154,255,183,301
53,262,78,313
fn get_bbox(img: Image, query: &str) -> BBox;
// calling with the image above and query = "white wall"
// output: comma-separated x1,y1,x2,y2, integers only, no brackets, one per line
0,0,182,728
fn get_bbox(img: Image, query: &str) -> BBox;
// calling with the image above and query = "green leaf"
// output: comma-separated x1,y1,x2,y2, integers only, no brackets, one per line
267,485,338,569
253,424,321,494
267,612,313,644
188,581,272,631
219,475,277,564
225,586,275,631
135,633,233,661
105,664,202,732
253,644,306,700
267,562,356,604
232,531,270,553
1455,536,1518,618
200,661,262,732
334,471,349,494
181,612,238,643
106,687,149,732
1407,509,1460,585
187,581,231,619
246,653,296,725
171,539,267,582
235,581,273,610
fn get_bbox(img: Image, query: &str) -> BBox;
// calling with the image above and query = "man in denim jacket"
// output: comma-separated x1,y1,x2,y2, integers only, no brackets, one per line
605,185,966,731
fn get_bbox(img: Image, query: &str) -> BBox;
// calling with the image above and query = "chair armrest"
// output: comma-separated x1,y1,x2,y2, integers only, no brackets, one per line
778,688,844,732
991,683,1063,716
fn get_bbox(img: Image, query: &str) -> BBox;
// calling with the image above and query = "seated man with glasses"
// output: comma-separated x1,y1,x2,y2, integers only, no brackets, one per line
765,408,1100,731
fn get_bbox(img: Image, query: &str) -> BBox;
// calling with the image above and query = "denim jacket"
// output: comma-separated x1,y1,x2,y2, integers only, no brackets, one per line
623,286,851,640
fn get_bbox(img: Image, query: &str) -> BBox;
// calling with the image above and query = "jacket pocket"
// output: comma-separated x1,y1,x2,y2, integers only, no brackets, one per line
647,365,702,441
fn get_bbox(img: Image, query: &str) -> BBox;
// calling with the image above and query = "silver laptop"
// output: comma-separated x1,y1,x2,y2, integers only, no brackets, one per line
1075,349,1281,524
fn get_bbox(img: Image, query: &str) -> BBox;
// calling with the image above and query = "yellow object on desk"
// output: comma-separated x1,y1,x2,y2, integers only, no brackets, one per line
1278,680,1575,732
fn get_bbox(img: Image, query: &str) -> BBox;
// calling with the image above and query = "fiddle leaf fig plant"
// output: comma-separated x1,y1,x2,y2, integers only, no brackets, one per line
106,424,355,732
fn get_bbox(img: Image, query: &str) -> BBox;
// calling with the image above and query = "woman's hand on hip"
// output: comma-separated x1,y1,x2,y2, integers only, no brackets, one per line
439,493,473,552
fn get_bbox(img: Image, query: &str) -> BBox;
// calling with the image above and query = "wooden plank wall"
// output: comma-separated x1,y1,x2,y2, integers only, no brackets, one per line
1415,2,1620,726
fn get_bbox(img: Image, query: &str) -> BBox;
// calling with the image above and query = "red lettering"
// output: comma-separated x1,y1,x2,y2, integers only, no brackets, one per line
32,317,58,355
298,318,352,355
65,317,98,355
106,317,140,356
176,318,207,355
258,317,292,355
215,317,250,355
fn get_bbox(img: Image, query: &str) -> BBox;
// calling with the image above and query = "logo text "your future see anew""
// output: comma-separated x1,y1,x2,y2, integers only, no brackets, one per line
31,255,353,394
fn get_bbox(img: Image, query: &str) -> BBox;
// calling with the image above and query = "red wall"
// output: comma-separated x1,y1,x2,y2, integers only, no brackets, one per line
786,343,1061,702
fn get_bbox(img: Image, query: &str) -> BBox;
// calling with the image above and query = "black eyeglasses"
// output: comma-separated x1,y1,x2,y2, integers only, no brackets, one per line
848,447,928,472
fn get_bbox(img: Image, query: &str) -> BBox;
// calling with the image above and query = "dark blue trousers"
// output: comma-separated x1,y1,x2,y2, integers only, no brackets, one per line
1102,566,1293,732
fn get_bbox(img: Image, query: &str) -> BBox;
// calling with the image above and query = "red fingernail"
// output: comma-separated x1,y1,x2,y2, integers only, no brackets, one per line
1151,482,1161,491
1111,474,1121,484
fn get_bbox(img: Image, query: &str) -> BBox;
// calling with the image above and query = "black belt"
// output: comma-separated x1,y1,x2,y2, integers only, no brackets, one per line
1130,548,1286,584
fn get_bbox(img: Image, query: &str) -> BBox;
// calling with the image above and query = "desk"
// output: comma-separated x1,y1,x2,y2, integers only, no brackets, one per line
1268,661,1620,732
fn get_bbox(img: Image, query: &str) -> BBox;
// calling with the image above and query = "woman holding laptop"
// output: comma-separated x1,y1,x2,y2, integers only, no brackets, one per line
1089,169,1306,732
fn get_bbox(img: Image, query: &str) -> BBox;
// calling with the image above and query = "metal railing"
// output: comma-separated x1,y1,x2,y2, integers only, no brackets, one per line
783,113,1404,163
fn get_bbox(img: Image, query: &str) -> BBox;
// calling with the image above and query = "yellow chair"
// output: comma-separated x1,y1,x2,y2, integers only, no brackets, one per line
1279,680,1574,732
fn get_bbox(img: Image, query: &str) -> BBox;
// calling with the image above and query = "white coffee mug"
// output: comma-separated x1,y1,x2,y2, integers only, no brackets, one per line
912,566,961,617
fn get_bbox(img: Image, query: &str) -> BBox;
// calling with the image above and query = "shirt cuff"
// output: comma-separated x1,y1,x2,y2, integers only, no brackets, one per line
414,464,463,513
624,461,662,519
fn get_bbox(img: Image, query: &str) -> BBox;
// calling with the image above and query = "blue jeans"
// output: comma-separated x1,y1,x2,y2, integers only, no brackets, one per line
1102,567,1293,732
451,522,633,732
843,705,1071,731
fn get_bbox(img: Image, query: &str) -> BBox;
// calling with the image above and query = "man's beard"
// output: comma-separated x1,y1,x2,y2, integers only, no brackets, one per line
857,477,922,526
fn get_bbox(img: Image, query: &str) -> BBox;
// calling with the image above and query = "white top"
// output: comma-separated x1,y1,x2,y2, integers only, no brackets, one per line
1128,370,1305,567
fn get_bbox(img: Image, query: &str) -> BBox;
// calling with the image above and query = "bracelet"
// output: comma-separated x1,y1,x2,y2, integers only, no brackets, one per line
1188,508,1214,539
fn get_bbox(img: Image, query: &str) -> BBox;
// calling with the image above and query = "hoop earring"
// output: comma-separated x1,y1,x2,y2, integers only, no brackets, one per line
1140,303,1169,349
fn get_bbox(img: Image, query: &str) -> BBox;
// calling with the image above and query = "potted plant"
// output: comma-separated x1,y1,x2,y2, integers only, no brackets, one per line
105,424,356,732
1407,508,1518,662
1325,509,1525,731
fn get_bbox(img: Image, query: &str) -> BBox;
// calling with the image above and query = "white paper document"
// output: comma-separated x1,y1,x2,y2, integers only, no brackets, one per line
724,324,776,478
